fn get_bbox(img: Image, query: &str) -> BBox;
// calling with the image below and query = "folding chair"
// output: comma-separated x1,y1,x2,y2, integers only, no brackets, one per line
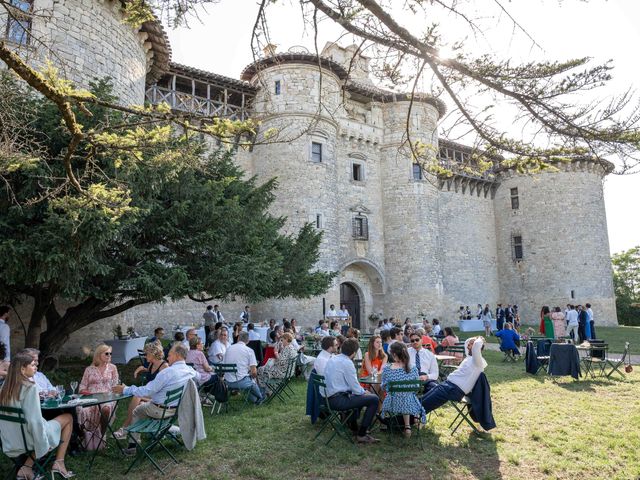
0,406,59,480
213,363,252,410
263,357,297,405
353,358,363,372
449,396,480,435
310,374,356,446
124,385,185,474
582,343,609,378
383,380,425,449
137,349,147,367
606,342,630,379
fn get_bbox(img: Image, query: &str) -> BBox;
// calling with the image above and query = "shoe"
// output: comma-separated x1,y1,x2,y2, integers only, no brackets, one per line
113,428,127,440
123,447,137,456
51,460,75,479
356,434,380,444
402,427,412,438
16,466,42,480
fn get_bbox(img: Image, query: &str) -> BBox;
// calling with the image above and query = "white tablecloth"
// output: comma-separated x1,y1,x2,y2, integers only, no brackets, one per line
104,337,148,364
247,326,269,343
457,319,497,332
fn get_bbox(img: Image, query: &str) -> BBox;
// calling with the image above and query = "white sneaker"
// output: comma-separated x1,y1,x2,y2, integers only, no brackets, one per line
113,428,127,440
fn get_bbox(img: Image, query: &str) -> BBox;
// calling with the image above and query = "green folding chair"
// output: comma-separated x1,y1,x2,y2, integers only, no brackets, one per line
124,385,185,474
264,357,297,405
606,342,630,379
0,406,59,480
384,380,426,449
310,374,356,446
449,396,480,435
213,363,252,409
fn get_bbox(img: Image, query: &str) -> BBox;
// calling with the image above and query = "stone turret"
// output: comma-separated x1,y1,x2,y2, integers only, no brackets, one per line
494,159,617,325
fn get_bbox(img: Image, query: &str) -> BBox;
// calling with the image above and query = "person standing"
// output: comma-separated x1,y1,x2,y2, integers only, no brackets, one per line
0,306,11,361
203,305,216,347
326,304,338,318
565,305,579,344
586,303,596,339
542,306,554,339
551,307,566,338
481,304,493,337
577,305,588,344
495,304,505,331
239,305,251,324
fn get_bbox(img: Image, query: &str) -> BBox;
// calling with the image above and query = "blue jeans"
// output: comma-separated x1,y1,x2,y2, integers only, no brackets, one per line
226,376,264,404
420,380,465,413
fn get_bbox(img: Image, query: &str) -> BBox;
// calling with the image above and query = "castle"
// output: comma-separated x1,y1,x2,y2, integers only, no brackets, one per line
1,0,617,354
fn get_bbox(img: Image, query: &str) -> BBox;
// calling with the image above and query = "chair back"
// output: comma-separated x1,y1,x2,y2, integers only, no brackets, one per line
214,363,238,375
0,406,30,456
387,379,422,394
137,349,147,366
310,373,331,408
353,358,363,371
159,385,186,421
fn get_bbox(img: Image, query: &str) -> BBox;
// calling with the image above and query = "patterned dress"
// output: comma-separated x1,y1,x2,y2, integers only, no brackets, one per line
257,344,297,389
77,363,119,432
380,365,426,423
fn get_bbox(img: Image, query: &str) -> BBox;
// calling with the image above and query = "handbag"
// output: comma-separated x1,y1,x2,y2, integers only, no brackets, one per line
82,429,106,451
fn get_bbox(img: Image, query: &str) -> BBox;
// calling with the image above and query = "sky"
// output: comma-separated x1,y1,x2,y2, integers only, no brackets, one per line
166,0,640,255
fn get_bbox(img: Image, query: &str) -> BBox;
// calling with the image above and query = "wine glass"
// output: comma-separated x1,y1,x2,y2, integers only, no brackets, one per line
371,367,378,379
56,385,65,400
70,381,78,395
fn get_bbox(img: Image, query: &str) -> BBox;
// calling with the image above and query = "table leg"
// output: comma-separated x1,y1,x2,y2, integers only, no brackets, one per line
85,399,126,472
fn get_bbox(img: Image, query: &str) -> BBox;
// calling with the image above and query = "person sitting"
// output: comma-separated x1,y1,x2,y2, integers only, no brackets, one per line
0,352,74,479
421,337,486,414
380,330,391,354
257,332,297,394
208,327,230,365
114,342,168,439
335,335,346,354
419,326,437,353
113,344,196,454
20,348,54,393
185,329,197,348
402,325,414,344
222,332,264,404
323,338,380,444
329,321,341,337
77,344,119,449
146,327,165,345
314,336,336,376
318,322,331,337
381,342,426,437
407,333,439,392
186,336,216,390
346,328,363,361
247,323,261,342
495,323,521,357
431,319,442,336
438,327,462,362
360,335,388,395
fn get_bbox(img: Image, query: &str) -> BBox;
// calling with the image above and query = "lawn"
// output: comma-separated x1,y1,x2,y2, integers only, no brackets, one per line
474,325,639,354
4,350,638,480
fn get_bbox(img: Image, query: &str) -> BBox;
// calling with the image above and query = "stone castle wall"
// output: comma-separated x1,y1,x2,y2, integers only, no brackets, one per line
1,0,150,106
494,162,617,326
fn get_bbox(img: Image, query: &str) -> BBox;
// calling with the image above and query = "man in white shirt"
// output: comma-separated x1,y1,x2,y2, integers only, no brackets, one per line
323,338,379,444
407,333,439,392
247,323,261,342
208,327,229,364
239,305,251,323
0,306,11,360
421,337,486,414
222,331,264,404
314,336,336,376
565,305,580,344
326,304,338,318
21,348,54,392
318,322,330,337
431,319,442,336
586,302,595,339
113,343,197,448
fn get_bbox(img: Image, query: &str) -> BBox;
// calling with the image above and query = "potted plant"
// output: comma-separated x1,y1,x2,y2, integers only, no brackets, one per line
368,312,381,324
113,324,125,339
126,327,137,338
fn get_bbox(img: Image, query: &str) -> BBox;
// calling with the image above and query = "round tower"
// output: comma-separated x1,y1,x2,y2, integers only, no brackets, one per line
494,159,617,326
9,0,169,105
239,52,347,322
380,95,447,319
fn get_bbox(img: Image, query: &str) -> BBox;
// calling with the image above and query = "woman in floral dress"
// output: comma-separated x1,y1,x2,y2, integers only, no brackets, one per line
381,342,426,438
77,344,119,449
257,332,297,393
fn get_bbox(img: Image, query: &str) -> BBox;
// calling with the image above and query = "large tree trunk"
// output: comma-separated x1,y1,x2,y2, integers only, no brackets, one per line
25,288,54,348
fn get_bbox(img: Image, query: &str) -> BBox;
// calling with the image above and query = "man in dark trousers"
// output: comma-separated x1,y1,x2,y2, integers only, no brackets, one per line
495,304,505,331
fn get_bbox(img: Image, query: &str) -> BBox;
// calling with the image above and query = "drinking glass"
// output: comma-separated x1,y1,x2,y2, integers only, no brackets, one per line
371,367,378,379
70,381,78,395
56,385,65,400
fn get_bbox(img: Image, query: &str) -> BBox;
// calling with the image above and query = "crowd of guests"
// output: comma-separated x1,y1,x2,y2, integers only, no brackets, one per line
539,303,597,344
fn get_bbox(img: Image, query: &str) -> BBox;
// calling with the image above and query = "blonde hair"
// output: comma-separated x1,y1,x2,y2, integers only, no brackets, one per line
144,341,165,361
281,332,294,343
189,336,202,349
93,344,112,366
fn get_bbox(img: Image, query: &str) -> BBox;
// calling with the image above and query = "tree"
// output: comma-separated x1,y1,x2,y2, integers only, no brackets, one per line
612,246,640,325
0,76,334,356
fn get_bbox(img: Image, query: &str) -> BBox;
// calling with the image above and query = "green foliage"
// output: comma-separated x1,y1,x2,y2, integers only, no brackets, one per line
612,246,640,325
0,75,334,354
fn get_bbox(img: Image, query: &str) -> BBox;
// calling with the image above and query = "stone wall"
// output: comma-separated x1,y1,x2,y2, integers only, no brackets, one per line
494,162,617,326
1,0,150,106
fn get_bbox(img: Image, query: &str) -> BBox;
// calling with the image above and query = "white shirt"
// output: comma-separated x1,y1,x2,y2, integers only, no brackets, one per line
223,341,257,383
407,346,439,381
213,309,225,323
314,350,333,376
318,329,330,337
239,310,250,322
447,339,486,394
208,339,228,364
382,323,392,331
124,360,197,406
337,309,349,319
326,309,338,318
566,309,579,326
586,308,594,322
432,325,441,336
0,319,10,360
34,372,54,392
248,330,261,341
323,354,365,397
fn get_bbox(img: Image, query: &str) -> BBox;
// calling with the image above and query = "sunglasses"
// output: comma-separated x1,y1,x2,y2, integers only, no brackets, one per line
410,338,421,343
103,352,112,356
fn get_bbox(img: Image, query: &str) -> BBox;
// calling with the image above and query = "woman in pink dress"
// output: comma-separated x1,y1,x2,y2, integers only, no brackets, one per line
440,327,463,364
77,344,119,449
551,307,566,338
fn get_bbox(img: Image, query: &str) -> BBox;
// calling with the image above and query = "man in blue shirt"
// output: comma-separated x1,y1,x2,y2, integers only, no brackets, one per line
323,338,379,444
495,323,520,356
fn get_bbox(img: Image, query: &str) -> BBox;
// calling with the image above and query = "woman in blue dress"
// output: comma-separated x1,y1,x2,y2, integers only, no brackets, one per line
381,342,426,437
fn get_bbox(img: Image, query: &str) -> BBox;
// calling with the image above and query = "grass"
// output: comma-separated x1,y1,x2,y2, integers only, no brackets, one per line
3,349,640,479
473,326,639,354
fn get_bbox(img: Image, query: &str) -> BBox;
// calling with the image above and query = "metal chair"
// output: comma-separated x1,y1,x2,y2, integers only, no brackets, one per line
384,380,425,449
606,342,630,379
263,357,297,405
310,373,356,446
449,396,480,435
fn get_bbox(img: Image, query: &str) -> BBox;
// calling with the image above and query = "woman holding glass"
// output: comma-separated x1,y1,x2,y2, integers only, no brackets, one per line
77,344,119,449
360,335,387,392
0,352,74,479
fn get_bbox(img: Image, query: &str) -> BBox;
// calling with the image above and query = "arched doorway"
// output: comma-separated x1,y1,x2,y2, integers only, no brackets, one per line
340,282,361,329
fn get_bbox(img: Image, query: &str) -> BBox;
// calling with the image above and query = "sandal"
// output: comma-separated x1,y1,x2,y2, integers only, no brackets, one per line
17,465,42,480
402,426,412,438
51,460,75,479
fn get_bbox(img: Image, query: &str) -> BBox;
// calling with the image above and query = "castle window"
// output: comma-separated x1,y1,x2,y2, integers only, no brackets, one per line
352,215,369,240
412,163,423,180
352,162,364,181
274,80,281,95
510,187,519,210
512,235,523,260
5,0,32,45
315,213,323,229
311,142,323,163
